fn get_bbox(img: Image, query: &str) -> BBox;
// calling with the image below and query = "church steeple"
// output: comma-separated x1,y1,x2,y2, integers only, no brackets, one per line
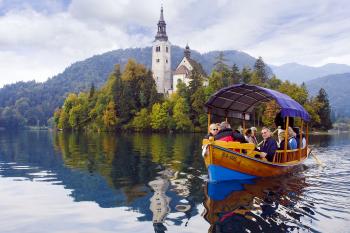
184,44,191,59
155,6,168,41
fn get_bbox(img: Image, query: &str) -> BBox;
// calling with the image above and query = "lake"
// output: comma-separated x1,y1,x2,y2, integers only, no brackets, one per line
0,131,349,233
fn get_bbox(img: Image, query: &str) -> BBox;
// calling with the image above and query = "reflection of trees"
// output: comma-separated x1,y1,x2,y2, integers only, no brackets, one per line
53,132,207,225
203,175,311,233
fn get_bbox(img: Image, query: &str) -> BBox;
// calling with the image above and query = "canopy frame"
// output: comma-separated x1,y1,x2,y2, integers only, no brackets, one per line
205,84,310,122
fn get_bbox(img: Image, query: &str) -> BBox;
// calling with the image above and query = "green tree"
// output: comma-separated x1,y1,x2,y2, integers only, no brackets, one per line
89,82,95,99
173,97,192,131
267,75,282,89
150,103,168,131
254,56,268,83
58,109,70,130
230,64,242,84
132,108,151,131
278,81,308,105
241,66,252,84
315,88,332,130
213,52,229,72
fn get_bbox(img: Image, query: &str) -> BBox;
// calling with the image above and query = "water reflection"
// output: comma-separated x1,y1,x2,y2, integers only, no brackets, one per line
1,131,350,232
0,131,205,231
203,174,313,233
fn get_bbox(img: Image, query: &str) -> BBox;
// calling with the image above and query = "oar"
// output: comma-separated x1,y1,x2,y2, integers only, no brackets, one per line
309,148,325,166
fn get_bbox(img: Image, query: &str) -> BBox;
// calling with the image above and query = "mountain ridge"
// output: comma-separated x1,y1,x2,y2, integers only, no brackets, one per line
306,72,350,117
271,62,350,83
0,45,266,126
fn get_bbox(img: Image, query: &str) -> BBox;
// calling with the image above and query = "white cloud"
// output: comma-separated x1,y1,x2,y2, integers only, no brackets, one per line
0,0,349,87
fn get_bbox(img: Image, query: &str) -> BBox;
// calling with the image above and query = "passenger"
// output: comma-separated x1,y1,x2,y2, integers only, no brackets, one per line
250,127,258,145
288,127,298,149
232,129,247,143
293,127,306,149
204,123,219,139
257,127,278,162
277,130,290,150
244,129,255,144
214,122,234,142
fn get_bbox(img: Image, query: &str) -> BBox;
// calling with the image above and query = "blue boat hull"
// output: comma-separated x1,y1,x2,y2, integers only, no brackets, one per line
208,164,257,182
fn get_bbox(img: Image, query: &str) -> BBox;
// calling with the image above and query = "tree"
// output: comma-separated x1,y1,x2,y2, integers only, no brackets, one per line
253,56,268,83
213,52,229,72
208,70,225,93
173,97,192,131
89,82,95,99
315,88,332,130
241,66,252,84
102,100,119,131
132,108,150,131
150,103,168,131
230,64,242,84
190,87,206,127
58,109,70,130
267,75,281,89
278,81,308,105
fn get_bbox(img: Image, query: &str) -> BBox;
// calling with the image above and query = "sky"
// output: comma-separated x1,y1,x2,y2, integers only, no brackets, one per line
0,0,349,87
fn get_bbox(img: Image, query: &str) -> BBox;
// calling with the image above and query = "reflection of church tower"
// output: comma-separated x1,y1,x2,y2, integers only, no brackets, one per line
152,6,172,94
149,178,171,233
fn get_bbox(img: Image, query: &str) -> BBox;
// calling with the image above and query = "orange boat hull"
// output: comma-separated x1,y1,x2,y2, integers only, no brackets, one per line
202,139,309,182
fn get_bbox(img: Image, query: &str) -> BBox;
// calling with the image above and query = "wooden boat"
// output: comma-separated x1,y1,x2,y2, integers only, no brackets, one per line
202,84,311,182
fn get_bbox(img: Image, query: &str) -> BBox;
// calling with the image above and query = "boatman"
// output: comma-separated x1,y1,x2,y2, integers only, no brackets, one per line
258,127,278,162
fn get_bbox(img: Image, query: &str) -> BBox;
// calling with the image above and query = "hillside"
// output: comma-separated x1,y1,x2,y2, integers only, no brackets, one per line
306,73,350,117
271,63,350,84
0,46,262,127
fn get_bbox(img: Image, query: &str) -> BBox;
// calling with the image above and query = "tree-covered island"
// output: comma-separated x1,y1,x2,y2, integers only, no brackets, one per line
53,57,332,132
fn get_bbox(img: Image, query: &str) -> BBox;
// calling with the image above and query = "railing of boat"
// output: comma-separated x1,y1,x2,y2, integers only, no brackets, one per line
273,147,308,163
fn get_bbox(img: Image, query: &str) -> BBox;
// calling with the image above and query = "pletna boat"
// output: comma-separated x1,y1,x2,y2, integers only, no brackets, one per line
202,84,311,182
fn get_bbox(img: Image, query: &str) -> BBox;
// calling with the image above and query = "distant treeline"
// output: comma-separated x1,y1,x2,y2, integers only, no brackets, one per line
53,55,332,132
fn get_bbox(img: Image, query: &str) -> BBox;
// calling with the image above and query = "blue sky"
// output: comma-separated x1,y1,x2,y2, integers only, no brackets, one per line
0,0,349,86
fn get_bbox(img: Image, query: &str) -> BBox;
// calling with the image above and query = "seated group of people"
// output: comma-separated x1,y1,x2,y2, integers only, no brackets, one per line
258,126,306,162
206,122,306,162
206,122,247,143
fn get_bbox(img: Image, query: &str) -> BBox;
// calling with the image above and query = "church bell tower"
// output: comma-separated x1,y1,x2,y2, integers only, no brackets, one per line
152,6,172,93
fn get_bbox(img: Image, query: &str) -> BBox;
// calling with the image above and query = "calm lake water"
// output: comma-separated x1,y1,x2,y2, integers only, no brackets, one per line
0,131,349,233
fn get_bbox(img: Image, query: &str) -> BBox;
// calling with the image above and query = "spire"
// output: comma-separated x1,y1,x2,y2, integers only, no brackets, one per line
160,5,164,21
184,44,191,59
155,6,168,41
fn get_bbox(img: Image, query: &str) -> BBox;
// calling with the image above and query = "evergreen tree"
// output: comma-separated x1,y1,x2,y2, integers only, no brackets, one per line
230,64,242,84
89,82,95,99
316,88,332,130
253,56,268,83
213,52,229,72
241,66,252,84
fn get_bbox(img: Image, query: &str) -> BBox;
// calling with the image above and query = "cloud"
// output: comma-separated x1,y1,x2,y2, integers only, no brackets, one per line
0,0,349,86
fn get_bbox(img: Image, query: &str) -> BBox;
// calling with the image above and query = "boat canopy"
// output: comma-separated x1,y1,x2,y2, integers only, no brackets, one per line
205,84,310,122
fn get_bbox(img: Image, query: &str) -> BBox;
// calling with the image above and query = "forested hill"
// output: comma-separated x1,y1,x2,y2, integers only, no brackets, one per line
306,73,350,117
0,46,264,128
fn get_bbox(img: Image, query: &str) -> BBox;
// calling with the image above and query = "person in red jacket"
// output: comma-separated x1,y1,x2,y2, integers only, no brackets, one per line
215,122,234,142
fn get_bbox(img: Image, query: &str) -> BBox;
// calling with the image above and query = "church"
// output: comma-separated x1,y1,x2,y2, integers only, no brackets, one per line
152,7,206,94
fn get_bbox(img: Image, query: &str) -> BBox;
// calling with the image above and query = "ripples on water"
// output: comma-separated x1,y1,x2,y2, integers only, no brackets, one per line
0,131,349,233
